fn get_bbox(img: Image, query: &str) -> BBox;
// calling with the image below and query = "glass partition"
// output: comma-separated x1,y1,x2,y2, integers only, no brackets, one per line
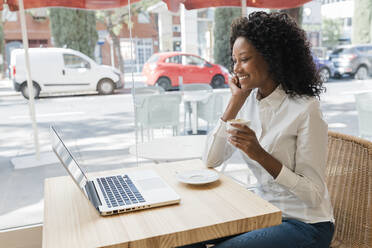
0,0,364,233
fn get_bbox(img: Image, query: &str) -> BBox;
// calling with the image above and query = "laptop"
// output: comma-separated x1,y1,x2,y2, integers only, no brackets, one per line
50,126,180,216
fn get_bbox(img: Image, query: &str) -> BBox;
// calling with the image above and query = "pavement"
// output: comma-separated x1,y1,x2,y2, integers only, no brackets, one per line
0,79,20,97
0,73,148,97
0,76,372,231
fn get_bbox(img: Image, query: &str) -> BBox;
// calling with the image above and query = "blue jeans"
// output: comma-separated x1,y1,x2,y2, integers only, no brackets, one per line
179,219,334,248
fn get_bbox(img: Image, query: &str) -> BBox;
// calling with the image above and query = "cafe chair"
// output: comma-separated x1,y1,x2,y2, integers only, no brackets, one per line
198,90,231,132
135,94,182,142
354,92,372,139
182,83,213,133
326,131,372,248
133,85,165,95
133,86,165,107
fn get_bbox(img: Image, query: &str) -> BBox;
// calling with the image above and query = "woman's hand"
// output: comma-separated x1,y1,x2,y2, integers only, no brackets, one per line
227,123,265,162
228,75,251,100
227,123,283,179
221,75,252,122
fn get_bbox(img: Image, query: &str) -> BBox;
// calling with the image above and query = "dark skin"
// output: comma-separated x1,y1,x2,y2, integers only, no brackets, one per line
222,36,282,179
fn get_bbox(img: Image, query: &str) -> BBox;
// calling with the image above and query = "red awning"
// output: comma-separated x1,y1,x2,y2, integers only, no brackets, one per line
1,0,311,12
0,0,141,11
163,0,312,12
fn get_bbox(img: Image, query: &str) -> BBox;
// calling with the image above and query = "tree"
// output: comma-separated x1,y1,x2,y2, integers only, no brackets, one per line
352,0,372,44
49,8,98,59
96,0,159,74
279,7,303,26
322,18,342,48
213,8,241,71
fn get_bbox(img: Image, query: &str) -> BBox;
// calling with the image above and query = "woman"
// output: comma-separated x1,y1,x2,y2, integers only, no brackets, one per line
202,12,334,248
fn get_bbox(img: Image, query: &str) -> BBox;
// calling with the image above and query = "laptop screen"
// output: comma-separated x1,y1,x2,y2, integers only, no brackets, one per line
50,126,88,193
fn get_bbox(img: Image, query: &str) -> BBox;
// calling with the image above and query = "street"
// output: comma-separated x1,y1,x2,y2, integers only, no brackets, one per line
0,76,372,230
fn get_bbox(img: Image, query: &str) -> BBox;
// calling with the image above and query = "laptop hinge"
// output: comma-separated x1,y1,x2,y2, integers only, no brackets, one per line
85,181,102,210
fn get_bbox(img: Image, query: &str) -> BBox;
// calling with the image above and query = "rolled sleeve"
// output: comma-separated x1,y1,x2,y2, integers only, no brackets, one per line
202,119,235,168
274,164,300,190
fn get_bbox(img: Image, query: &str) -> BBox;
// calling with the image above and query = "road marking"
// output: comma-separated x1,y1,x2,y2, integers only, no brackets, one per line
9,111,85,119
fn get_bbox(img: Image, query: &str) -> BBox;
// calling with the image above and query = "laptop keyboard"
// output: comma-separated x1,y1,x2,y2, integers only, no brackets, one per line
97,175,146,208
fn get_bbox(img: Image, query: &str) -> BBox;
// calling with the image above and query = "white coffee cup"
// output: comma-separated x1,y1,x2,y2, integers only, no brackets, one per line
226,119,251,131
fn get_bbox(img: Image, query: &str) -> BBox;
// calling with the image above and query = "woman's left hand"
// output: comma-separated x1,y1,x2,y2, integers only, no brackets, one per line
227,123,266,162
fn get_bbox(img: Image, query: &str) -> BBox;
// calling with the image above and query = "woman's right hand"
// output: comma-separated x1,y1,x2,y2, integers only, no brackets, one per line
228,75,251,100
221,75,252,122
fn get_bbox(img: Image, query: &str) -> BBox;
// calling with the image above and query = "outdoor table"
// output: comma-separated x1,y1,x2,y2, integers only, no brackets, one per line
182,90,212,134
43,159,281,248
129,135,206,163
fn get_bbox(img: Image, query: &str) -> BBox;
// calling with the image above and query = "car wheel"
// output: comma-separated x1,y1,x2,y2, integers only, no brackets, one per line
21,82,40,100
319,67,330,82
354,66,368,80
97,78,114,95
211,75,225,88
156,77,171,91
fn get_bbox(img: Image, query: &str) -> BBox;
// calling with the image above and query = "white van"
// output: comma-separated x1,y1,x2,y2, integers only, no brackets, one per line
10,48,123,99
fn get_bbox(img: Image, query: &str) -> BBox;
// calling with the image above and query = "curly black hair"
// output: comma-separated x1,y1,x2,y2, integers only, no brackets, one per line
230,11,324,98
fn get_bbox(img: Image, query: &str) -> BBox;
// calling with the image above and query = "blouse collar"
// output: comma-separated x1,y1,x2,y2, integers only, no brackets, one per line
254,85,287,111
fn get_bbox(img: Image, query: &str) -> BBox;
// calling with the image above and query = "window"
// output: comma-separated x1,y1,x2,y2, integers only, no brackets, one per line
182,55,205,66
138,12,150,23
63,54,89,69
147,54,160,63
165,55,181,64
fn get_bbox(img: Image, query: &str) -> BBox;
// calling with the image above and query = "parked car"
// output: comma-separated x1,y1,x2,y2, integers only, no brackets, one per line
142,52,230,90
329,44,372,80
313,55,335,82
10,48,123,99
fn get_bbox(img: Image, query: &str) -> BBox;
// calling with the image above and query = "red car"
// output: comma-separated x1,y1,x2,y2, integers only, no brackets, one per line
142,52,230,90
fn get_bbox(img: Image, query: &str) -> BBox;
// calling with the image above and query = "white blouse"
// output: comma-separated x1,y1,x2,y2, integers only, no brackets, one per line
203,86,334,224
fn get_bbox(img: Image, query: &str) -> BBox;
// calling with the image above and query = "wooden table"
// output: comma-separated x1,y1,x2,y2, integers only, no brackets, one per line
43,159,281,248
129,135,206,163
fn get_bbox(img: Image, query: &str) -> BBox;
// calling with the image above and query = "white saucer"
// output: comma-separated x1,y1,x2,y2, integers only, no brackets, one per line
176,169,219,185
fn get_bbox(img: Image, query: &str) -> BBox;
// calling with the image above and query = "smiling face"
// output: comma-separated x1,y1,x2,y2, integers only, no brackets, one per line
232,36,277,98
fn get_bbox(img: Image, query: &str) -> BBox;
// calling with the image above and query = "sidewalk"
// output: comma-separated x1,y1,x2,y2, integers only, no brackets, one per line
0,73,147,98
0,79,19,97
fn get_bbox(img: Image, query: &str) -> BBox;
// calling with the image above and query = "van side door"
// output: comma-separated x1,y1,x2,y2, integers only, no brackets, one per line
62,53,93,91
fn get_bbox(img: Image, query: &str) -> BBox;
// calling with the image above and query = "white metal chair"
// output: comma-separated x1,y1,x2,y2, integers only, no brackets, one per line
135,94,182,142
354,92,372,139
133,86,165,95
198,90,231,132
182,84,213,133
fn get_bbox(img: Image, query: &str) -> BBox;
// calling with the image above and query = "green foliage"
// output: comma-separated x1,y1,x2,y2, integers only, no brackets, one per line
96,0,160,33
49,8,98,59
95,0,160,73
213,8,241,71
353,0,372,44
322,18,343,48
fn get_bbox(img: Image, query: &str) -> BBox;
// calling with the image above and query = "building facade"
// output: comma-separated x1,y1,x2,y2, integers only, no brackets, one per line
2,8,159,75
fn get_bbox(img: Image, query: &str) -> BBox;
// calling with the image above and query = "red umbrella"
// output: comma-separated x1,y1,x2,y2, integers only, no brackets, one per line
0,0,141,11
1,0,312,11
162,0,312,12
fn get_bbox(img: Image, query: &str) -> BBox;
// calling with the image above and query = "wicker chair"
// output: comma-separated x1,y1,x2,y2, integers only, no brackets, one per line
326,131,372,248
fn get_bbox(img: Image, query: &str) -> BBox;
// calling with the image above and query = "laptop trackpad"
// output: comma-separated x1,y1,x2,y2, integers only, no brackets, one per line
136,178,167,191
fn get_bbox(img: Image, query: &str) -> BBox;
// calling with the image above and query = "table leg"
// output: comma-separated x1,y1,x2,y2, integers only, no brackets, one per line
191,101,198,134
